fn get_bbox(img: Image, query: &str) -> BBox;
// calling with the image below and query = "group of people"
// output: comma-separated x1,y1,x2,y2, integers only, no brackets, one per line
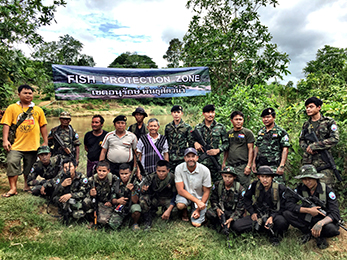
0,84,343,249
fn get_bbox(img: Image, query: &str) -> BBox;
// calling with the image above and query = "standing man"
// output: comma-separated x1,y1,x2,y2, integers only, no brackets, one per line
128,107,148,140
252,108,290,184
165,105,193,173
137,118,169,175
192,104,228,182
100,115,137,177
299,97,339,186
222,111,255,187
48,111,81,164
175,148,211,227
1,84,48,197
84,115,108,177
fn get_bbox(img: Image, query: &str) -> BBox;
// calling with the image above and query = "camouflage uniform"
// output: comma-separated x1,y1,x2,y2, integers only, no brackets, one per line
27,156,61,196
108,179,141,230
165,119,193,172
255,123,290,184
51,171,89,219
193,120,228,182
299,114,339,186
206,179,245,231
140,172,176,226
48,125,81,159
83,173,115,224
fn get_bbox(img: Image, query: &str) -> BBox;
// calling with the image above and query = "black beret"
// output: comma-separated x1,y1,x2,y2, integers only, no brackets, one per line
203,104,215,113
261,108,276,117
171,105,183,112
113,115,127,123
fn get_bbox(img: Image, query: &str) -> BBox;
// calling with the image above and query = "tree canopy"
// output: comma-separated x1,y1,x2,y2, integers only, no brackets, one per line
163,38,183,68
181,0,290,92
109,52,158,68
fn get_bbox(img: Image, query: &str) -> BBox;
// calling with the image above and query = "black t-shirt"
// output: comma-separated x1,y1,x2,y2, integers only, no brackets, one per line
84,130,108,161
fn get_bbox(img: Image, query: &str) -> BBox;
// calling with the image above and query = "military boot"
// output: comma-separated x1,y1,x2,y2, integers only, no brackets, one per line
143,212,153,231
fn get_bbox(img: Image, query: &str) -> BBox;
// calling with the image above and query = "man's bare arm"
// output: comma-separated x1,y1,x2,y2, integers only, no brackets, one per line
99,148,107,161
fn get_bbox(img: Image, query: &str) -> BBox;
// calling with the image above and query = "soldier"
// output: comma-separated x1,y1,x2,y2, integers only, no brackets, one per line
84,115,108,177
140,160,177,230
206,166,245,233
165,105,193,173
222,111,255,187
192,104,228,182
128,107,148,140
175,148,211,227
252,108,290,184
84,161,114,228
233,166,289,246
27,145,61,196
51,159,89,221
109,163,141,231
299,97,339,186
283,165,340,249
48,111,81,164
137,118,169,175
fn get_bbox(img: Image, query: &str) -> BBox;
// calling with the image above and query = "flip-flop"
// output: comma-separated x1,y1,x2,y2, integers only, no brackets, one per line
2,192,18,198
23,188,32,193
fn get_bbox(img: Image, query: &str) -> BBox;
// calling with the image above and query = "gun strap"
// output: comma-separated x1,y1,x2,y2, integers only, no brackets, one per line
11,106,33,131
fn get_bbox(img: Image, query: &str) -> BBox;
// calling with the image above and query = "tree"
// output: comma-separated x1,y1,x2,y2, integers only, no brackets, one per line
163,38,183,68
109,52,158,68
182,0,290,93
0,0,66,47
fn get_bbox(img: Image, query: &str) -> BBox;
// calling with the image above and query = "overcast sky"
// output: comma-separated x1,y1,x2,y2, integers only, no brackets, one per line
30,0,347,85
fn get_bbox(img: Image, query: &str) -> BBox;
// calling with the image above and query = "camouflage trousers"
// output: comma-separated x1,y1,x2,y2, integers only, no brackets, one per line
310,160,335,187
53,197,85,219
31,184,54,197
108,204,141,230
201,160,221,183
83,198,113,225
139,195,172,214
206,208,233,226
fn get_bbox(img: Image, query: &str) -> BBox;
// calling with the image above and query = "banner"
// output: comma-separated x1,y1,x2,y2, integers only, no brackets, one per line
52,65,211,100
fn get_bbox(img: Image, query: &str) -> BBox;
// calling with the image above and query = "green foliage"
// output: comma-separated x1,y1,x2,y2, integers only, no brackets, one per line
182,0,290,93
109,52,158,68
163,38,183,68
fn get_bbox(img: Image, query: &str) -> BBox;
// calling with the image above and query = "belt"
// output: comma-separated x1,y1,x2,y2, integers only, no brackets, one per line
230,161,248,167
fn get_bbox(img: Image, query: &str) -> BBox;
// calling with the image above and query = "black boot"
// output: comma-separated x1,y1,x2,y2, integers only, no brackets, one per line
143,212,153,231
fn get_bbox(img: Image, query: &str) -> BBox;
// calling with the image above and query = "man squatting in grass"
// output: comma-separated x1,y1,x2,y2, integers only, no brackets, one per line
175,147,211,227
206,166,245,233
1,84,48,197
283,165,341,249
140,159,177,230
109,163,141,231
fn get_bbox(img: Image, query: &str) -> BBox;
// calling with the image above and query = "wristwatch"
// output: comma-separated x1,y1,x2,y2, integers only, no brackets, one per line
279,165,285,169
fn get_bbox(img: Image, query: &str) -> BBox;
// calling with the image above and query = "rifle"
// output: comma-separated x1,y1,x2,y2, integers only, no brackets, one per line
52,131,74,158
133,148,149,186
8,107,33,144
92,178,98,230
219,202,231,248
190,129,221,171
304,130,342,181
286,187,347,232
253,203,275,236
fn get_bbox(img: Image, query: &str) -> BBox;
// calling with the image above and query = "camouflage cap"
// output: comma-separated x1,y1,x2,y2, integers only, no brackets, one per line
294,164,324,179
59,111,71,119
256,166,278,176
37,145,50,155
220,166,237,176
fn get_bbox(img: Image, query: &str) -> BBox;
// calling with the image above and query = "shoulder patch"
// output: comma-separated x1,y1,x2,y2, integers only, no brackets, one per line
282,192,285,199
331,124,337,131
329,191,336,200
248,184,252,190
241,190,245,197
56,178,60,184
30,167,34,173
212,184,215,190
83,178,88,184
284,135,289,141
75,133,79,138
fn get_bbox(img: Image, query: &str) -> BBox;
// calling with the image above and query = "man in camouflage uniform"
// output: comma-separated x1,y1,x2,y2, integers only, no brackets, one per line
299,97,339,186
50,159,89,220
192,104,228,182
84,161,114,227
252,108,290,184
48,112,81,164
206,166,245,233
165,105,193,173
128,107,148,140
109,163,141,231
140,160,176,230
27,145,61,196
283,165,340,249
